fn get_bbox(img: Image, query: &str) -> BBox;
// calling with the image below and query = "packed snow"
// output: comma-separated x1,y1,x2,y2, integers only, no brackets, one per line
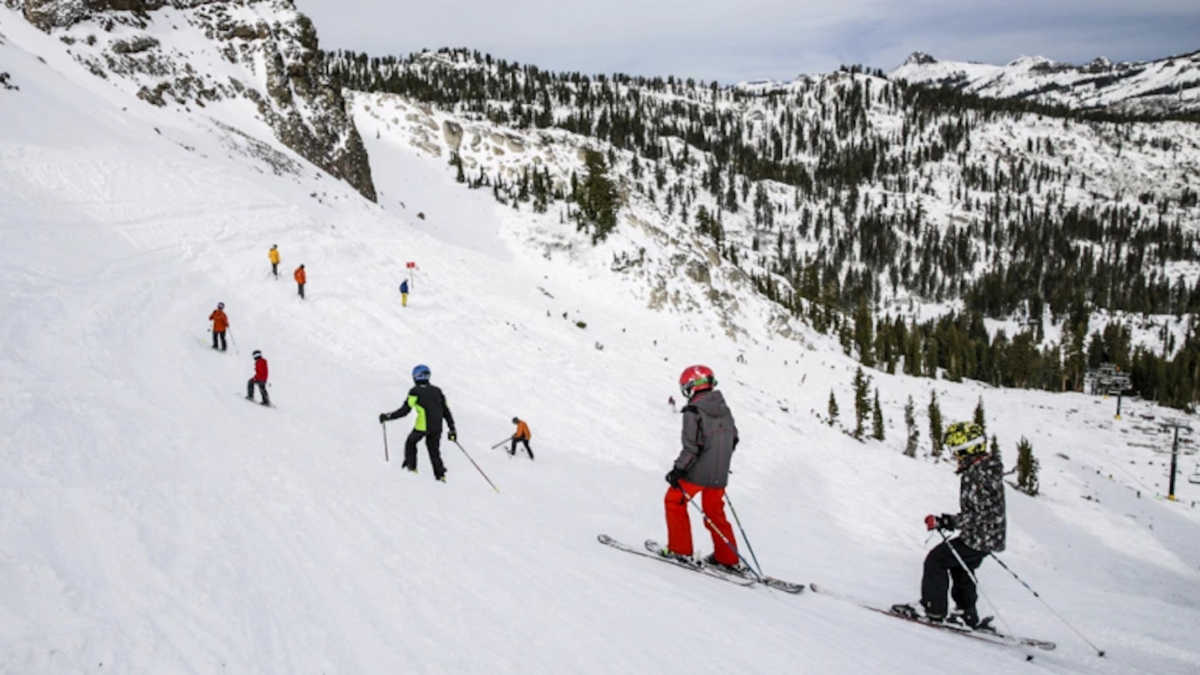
2,7,1200,674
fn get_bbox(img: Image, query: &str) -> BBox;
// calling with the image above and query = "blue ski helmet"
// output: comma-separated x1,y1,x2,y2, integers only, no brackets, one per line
412,364,431,383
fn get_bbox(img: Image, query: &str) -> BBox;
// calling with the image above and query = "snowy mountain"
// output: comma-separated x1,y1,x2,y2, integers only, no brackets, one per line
891,50,1200,117
4,0,375,200
3,3,1200,673
329,48,1200,401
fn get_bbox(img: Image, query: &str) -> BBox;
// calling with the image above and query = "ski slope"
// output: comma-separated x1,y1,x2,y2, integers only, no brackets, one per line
2,13,1200,674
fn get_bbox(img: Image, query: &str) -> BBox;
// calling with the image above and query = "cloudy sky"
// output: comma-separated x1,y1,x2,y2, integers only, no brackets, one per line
296,0,1199,83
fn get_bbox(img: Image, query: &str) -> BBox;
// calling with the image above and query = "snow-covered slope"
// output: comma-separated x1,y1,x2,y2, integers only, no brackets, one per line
3,8,1200,675
891,50,1200,116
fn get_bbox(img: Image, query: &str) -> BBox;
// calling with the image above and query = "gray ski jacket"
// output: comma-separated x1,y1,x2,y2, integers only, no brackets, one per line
672,390,739,488
955,452,1007,553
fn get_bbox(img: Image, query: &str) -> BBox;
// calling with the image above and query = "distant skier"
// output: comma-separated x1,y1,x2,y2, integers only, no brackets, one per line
400,278,409,307
294,264,306,299
268,244,280,278
893,421,1006,628
660,365,741,571
668,395,676,412
378,364,457,482
246,349,270,406
209,302,229,351
509,417,533,459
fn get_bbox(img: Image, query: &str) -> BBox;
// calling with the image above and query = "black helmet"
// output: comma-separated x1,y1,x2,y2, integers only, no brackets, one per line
512,417,519,424
252,350,262,359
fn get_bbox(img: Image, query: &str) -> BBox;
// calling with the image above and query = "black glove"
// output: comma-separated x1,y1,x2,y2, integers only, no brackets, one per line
665,467,684,489
448,430,457,442
379,413,389,424
938,513,958,530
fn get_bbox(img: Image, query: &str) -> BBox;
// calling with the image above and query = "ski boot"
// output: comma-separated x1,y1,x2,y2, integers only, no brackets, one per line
657,548,699,567
702,553,750,576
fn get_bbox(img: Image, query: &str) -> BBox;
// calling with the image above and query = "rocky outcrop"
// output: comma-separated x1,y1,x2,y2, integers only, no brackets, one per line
7,0,376,201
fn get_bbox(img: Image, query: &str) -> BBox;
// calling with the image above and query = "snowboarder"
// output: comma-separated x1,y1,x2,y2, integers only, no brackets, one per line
400,278,409,307
661,365,741,570
895,421,1006,627
294,264,306,299
509,417,533,459
268,244,280,278
246,350,270,406
378,364,457,482
209,302,229,351
668,395,676,412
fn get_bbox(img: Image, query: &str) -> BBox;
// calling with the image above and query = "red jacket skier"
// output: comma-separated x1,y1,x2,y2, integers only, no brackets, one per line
246,349,270,406
661,365,741,569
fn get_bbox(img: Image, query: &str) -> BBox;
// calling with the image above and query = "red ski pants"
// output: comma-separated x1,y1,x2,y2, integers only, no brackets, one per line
664,479,738,565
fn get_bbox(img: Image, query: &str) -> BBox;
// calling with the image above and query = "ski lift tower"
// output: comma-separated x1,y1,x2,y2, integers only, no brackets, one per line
1157,419,1195,501
1086,363,1132,419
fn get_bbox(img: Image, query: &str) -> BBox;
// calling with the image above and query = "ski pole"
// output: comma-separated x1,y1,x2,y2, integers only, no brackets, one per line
935,530,1019,645
452,440,500,493
491,438,511,450
227,328,240,354
724,492,764,577
682,492,763,582
381,421,390,462
988,552,1106,657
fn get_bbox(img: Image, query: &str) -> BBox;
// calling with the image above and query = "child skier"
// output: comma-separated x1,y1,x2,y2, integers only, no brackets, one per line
400,278,409,307
660,365,741,570
294,264,306,299
509,417,533,459
268,244,280,278
246,350,270,406
894,421,1006,627
209,302,228,351
379,364,458,482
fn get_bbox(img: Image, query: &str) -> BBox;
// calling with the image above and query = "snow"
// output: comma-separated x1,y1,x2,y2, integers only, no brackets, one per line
2,6,1200,674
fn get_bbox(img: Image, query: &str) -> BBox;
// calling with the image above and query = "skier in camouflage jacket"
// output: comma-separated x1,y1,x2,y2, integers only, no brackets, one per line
916,422,1007,625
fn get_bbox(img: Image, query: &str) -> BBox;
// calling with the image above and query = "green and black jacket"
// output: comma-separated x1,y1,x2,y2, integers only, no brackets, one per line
385,383,456,435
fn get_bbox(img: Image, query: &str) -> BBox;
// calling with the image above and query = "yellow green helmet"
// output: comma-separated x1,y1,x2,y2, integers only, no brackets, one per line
944,421,986,458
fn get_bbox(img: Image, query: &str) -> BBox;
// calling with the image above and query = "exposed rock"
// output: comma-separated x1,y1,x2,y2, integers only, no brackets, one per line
442,120,462,151
111,35,158,53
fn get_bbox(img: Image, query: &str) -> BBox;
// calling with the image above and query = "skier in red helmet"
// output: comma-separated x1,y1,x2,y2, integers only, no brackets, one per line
659,365,742,571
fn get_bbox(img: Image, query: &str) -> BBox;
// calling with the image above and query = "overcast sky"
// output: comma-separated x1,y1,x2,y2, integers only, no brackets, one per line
295,1,1199,84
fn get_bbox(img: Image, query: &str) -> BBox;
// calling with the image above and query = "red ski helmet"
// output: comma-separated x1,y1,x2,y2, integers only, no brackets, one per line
679,365,716,398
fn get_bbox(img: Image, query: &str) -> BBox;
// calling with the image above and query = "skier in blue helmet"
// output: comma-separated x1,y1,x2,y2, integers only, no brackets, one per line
378,364,457,481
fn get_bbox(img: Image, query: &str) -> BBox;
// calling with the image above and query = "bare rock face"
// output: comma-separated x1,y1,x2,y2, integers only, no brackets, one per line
8,0,376,201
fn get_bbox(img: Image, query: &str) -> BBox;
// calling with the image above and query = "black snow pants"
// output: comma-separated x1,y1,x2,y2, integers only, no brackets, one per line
246,378,270,405
404,430,446,479
921,537,986,617
212,330,227,351
297,282,305,299
509,438,533,459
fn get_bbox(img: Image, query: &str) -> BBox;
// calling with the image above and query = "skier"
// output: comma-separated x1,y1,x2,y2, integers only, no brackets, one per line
294,264,306,299
209,302,229,351
246,349,270,406
668,395,676,412
268,244,280,278
399,278,409,307
894,421,1006,627
378,364,457,482
509,417,533,459
660,365,741,571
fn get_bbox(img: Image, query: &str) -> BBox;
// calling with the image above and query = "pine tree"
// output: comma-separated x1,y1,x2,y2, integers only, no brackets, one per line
1016,436,1039,496
872,388,885,440
853,367,871,439
577,148,618,242
973,396,986,436
828,389,839,427
904,395,918,457
928,390,944,457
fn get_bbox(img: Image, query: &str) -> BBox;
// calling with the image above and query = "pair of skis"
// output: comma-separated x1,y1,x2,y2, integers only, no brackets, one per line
598,534,1055,655
596,534,805,593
